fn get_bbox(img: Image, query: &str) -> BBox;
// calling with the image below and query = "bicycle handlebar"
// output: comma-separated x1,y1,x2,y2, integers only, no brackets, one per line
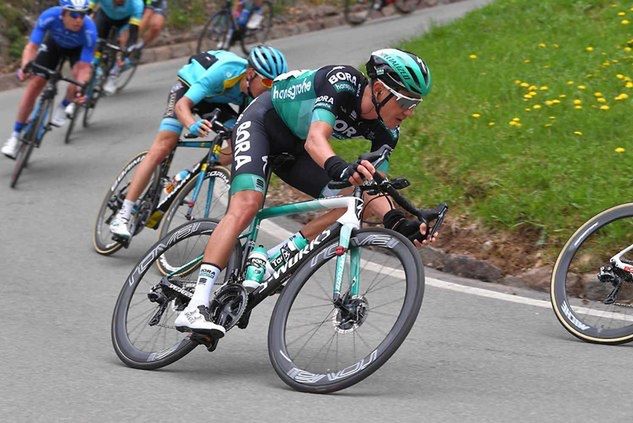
183,109,232,139
25,62,85,89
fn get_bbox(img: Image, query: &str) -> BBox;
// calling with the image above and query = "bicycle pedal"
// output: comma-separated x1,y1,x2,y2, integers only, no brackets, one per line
190,333,219,352
111,234,131,248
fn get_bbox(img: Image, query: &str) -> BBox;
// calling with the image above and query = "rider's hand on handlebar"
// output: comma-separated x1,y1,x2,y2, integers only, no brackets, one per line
188,119,213,137
16,67,28,82
383,209,439,248
325,156,375,186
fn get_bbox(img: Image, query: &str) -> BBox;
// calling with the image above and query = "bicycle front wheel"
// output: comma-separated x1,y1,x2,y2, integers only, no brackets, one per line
112,219,242,369
240,1,273,55
551,203,633,344
156,166,231,274
116,54,139,92
10,100,51,188
268,228,424,393
197,11,231,52
93,151,159,255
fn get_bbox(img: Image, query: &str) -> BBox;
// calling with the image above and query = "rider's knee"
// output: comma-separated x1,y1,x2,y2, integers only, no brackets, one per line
226,191,262,220
146,132,178,162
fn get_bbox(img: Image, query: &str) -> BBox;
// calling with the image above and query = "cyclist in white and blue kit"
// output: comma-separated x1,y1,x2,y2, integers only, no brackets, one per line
108,45,288,242
2,0,96,159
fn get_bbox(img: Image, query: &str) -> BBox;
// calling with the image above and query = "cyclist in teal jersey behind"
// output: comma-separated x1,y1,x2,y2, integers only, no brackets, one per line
89,0,144,94
108,45,288,242
174,48,437,336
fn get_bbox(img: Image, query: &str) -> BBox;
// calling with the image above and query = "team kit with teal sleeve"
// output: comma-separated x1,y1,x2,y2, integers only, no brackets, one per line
159,50,251,134
90,0,144,22
229,65,398,196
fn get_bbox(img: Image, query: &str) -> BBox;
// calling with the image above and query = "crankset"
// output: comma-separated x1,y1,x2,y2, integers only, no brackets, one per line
208,284,249,331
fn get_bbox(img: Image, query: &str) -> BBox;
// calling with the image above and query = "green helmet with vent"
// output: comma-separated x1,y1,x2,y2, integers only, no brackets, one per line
366,48,432,98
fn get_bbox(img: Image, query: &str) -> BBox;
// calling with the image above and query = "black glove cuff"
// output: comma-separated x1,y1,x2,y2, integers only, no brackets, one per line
383,209,406,229
324,155,350,181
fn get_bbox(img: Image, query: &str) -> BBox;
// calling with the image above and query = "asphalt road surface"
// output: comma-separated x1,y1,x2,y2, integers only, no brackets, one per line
1,0,632,421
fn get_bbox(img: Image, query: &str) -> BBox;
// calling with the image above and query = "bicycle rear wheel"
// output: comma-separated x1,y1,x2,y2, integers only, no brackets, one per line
239,1,273,55
156,166,231,274
93,151,159,255
394,0,421,14
344,0,375,25
551,203,633,344
112,219,242,369
197,11,231,52
269,228,424,393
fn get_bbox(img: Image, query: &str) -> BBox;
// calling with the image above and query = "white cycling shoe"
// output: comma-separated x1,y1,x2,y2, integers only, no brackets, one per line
109,215,131,240
175,304,226,338
2,135,19,159
103,75,118,96
65,102,76,117
51,104,67,127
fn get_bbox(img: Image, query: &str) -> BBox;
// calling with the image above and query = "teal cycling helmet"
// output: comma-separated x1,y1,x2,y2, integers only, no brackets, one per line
248,45,288,80
60,0,90,12
366,48,432,98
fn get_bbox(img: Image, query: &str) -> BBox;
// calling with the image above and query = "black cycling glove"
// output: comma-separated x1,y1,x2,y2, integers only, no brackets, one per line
383,209,425,242
324,155,358,182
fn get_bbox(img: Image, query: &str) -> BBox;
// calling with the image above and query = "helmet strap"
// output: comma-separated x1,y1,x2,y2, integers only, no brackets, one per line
370,82,392,120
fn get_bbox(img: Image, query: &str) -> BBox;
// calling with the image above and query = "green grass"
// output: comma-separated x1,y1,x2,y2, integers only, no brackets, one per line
334,0,633,259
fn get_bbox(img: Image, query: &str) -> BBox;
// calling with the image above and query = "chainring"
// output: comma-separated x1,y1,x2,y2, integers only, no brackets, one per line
209,284,249,331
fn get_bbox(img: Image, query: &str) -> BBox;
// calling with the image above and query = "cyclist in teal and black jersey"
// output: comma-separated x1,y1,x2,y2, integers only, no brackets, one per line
89,0,144,94
140,0,167,47
174,48,437,336
108,45,288,242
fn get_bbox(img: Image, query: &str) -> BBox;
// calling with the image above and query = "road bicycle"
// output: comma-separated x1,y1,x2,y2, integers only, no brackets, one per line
10,62,83,189
551,204,633,345
196,0,273,55
93,111,232,274
344,0,421,25
111,145,448,393
78,37,141,133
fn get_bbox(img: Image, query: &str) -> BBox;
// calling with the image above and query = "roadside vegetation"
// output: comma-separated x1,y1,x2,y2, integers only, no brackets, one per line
334,0,633,262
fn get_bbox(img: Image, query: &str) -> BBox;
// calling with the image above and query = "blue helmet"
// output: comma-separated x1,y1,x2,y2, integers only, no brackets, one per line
60,0,90,12
248,45,288,80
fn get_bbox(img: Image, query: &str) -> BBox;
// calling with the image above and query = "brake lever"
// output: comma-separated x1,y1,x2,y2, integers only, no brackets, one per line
420,203,448,240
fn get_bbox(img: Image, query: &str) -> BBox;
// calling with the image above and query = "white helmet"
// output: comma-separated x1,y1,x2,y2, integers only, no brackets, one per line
59,0,90,12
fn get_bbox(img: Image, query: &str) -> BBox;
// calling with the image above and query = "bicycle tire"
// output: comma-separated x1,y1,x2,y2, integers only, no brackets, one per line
344,0,373,26
156,166,231,275
239,1,273,55
268,227,424,393
116,55,139,93
112,219,242,369
551,203,633,344
197,11,231,53
10,99,51,188
83,66,105,128
63,103,80,144
93,151,159,255
394,0,421,14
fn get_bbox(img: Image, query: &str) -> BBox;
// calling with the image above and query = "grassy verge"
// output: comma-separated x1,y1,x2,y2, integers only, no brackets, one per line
334,0,633,261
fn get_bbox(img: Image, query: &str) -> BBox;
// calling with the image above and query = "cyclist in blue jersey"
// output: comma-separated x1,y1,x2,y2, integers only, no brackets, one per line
2,0,96,159
88,0,144,94
108,45,288,241
174,48,437,336
140,0,167,47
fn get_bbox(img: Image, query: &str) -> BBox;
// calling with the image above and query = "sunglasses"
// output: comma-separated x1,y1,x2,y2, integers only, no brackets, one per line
68,11,87,19
379,80,422,110
256,72,274,88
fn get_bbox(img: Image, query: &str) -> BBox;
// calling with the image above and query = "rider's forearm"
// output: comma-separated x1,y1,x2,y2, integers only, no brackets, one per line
304,132,336,169
174,97,197,129
126,24,140,48
21,43,39,69
73,62,92,84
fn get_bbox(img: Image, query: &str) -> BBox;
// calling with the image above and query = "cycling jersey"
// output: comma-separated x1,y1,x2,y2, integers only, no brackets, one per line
271,66,398,147
159,50,250,134
145,0,168,15
29,7,97,63
90,0,144,25
229,65,399,197
177,50,249,107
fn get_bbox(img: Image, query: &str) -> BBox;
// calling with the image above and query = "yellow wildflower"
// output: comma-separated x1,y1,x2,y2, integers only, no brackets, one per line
600,105,610,110
533,104,542,109
552,99,560,104
622,19,630,25
575,105,583,109
559,94,567,98
512,117,521,122
615,93,629,100
538,43,546,48
594,92,603,97
469,54,477,60
488,122,495,127
524,59,531,63
549,116,556,120
574,131,583,136
514,80,522,85
616,74,624,79
573,99,582,105
625,47,632,52
597,97,607,103
539,86,548,91
544,101,553,106
544,123,552,128
615,147,626,153
472,113,481,118
577,85,587,90
585,46,594,52
520,82,529,88
626,81,633,88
